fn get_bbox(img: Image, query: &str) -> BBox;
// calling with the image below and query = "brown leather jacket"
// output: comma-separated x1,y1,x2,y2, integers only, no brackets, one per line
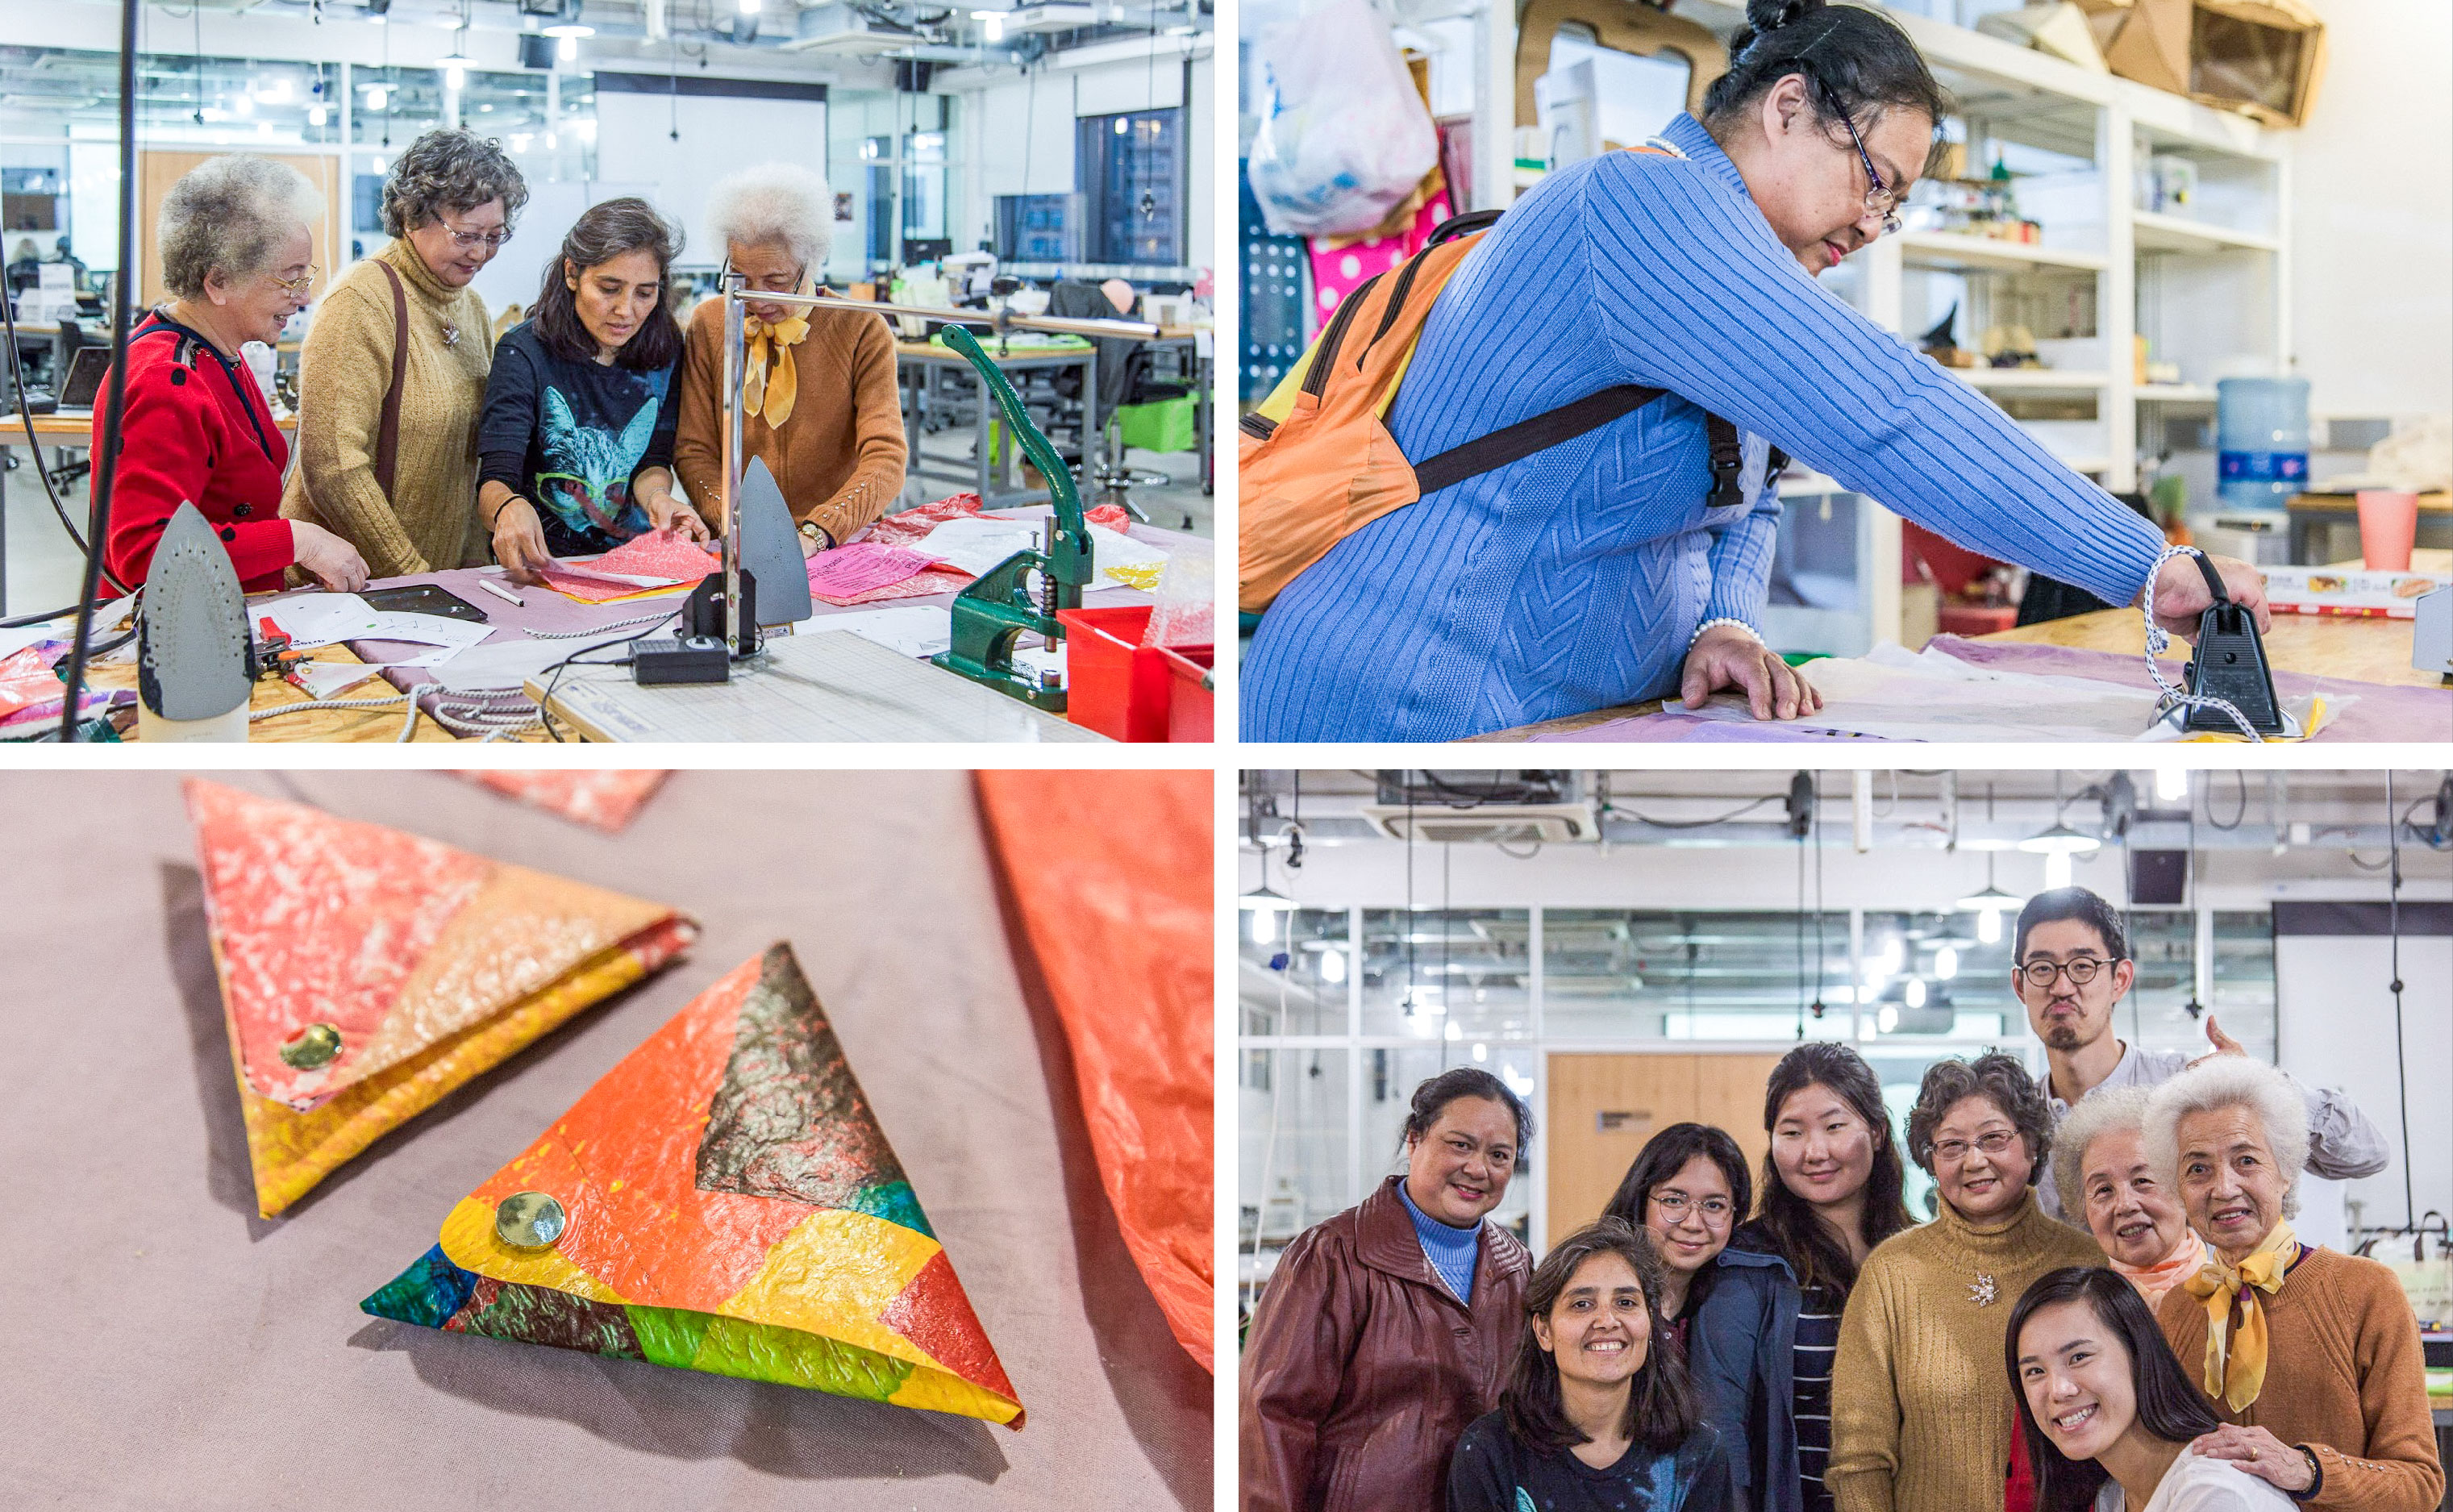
1239,1177,1533,1512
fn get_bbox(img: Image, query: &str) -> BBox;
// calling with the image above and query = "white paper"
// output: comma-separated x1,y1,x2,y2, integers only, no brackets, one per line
1090,523,1171,585
357,613,497,650
803,606,953,660
290,660,385,699
917,517,1040,577
259,593,382,649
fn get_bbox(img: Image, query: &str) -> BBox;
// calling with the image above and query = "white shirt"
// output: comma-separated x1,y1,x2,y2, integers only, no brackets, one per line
2091,1449,2302,1512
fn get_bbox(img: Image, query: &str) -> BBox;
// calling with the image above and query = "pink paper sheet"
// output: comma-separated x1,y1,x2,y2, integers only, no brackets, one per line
537,532,720,603
806,542,939,604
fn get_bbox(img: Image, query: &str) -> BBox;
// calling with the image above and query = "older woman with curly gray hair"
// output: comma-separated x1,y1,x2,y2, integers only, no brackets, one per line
2143,1058,2443,1510
281,127,529,581
673,162,905,553
98,155,368,593
1826,1051,2101,1512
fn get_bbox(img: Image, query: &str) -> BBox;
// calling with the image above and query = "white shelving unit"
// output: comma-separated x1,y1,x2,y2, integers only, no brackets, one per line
1672,2,2291,651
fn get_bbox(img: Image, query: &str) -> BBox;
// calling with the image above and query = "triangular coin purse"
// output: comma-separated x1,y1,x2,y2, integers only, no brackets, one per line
361,943,1024,1427
186,780,698,1218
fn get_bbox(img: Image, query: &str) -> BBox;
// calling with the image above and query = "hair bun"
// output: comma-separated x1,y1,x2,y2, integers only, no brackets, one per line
1749,0,1826,30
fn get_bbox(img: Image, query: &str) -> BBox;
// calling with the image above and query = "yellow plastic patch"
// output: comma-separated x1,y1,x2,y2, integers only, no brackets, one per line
718,1207,946,1371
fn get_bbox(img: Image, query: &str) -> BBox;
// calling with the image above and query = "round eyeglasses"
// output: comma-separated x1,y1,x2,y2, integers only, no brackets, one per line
2018,956,2111,988
1650,1190,1735,1223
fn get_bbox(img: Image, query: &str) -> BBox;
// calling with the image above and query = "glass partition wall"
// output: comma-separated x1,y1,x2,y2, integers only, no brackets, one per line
1239,899,2277,1302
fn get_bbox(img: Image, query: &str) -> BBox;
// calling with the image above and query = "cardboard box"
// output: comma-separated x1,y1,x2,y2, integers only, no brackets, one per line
2259,566,2450,620
2078,0,2191,94
2189,0,2326,129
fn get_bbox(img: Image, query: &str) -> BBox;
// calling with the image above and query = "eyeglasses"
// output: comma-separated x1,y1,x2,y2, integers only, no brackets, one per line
270,265,319,297
436,219,512,252
1650,1191,1735,1223
1816,77,1904,236
1931,1129,2020,1165
2018,956,2114,988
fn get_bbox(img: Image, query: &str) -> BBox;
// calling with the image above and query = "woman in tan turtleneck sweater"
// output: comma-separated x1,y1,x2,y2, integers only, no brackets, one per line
281,129,528,579
673,163,906,551
1828,1052,2101,1512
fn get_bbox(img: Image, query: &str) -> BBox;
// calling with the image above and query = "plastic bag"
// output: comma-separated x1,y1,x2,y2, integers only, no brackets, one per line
1247,0,1439,239
1143,536,1215,648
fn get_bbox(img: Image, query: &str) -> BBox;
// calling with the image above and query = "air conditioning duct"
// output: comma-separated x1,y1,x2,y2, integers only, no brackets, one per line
1360,802,1602,845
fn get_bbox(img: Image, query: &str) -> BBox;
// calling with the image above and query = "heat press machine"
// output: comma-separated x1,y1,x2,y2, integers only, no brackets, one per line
2148,548,2301,740
637,274,1155,708
137,501,254,740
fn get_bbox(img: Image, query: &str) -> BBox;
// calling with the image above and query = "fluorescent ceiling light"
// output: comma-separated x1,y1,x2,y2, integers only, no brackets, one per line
2155,768,2189,803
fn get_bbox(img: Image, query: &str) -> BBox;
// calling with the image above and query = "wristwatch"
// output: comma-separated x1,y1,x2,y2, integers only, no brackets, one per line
798,520,832,550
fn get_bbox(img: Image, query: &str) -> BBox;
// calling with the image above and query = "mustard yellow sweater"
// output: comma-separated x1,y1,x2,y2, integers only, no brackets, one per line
1828,1189,2102,1512
281,240,493,577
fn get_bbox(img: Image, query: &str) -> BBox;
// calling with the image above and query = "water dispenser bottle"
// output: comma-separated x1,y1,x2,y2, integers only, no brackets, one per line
2216,376,2309,512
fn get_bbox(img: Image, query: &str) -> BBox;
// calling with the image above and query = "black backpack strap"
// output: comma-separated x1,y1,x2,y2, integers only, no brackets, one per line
1427,209,1502,247
1414,385,1668,496
1704,413,1747,510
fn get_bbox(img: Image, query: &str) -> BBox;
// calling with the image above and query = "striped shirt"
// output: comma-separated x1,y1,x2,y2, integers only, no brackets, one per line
1241,110,2167,741
1793,1285,1843,1512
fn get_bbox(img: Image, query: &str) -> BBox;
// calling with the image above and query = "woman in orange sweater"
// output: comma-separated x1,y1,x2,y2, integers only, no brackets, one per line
672,163,906,552
2144,1058,2443,1511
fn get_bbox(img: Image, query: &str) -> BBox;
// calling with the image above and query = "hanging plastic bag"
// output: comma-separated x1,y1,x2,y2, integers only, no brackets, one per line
1247,0,1439,239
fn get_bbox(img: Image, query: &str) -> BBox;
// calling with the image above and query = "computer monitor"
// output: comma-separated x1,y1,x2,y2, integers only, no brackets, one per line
60,345,110,410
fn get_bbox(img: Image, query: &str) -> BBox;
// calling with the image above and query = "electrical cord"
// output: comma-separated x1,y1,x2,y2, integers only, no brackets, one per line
1609,793,1785,829
1,249,107,569
535,608,685,742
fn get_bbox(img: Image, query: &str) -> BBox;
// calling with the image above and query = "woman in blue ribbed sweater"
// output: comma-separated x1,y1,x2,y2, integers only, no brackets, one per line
1242,0,2269,741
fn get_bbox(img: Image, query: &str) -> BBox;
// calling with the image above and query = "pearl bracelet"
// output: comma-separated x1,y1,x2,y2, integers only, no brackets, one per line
1689,617,1764,652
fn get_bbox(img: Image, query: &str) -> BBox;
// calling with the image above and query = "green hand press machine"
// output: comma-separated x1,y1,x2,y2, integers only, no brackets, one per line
632,277,1156,715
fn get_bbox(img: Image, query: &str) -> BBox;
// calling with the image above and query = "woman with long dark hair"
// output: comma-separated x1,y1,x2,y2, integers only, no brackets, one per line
1242,1068,1536,1512
1724,1043,1915,1512
1449,1219,1733,1510
2009,1267,2291,1512
476,196,706,581
1608,1123,1803,1512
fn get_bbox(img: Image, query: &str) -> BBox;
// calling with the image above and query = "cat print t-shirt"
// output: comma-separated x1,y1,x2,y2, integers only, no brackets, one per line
477,320,681,559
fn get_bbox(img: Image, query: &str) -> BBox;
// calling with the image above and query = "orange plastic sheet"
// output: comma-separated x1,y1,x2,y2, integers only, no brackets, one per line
362,943,1024,1427
973,771,1214,1371
462,770,672,831
185,780,696,1217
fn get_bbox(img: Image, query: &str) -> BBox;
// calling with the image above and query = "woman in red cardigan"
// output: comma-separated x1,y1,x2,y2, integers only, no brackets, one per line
101,155,369,594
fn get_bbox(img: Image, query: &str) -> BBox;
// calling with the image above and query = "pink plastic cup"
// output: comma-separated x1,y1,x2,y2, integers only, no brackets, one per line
2355,489,2420,571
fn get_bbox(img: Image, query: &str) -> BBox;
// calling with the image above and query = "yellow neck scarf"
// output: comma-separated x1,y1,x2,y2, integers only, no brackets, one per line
2182,1220,2297,1411
739,292,811,428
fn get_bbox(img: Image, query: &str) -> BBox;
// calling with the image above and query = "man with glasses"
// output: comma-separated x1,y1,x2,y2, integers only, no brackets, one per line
2012,885,2386,1221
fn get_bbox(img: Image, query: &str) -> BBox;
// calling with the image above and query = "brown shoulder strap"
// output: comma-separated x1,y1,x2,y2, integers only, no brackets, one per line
374,258,407,498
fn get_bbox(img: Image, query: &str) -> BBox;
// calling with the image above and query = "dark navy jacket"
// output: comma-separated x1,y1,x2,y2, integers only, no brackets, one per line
1690,1243,1802,1512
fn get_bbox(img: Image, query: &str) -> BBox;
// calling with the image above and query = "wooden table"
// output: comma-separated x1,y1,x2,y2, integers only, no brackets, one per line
79,642,500,743
2285,489,2451,563
2,410,298,617
1476,548,2451,739
1977,548,2451,691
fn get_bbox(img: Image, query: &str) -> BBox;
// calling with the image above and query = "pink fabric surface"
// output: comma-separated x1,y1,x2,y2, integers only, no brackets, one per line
0,773,1208,1510
535,532,723,604
1531,635,2453,742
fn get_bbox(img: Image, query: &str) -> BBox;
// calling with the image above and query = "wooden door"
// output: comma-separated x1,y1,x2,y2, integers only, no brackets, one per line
1545,1052,1785,1247
137,151,344,310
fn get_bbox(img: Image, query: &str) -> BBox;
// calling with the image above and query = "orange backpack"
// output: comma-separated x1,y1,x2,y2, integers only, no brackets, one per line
1238,152,1759,614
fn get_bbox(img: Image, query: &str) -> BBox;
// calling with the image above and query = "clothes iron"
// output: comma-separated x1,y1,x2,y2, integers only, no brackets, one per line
136,501,254,740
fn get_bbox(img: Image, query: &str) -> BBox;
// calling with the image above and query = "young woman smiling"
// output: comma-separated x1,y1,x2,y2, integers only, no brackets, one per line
1609,1123,1804,1512
477,197,708,582
1241,1070,1536,1512
1726,1043,1916,1512
1448,1219,1735,1511
2009,1267,2291,1512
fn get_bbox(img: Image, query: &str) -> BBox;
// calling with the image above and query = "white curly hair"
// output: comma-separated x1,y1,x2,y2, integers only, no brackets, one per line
2051,1084,2155,1223
2142,1056,2310,1219
705,163,835,273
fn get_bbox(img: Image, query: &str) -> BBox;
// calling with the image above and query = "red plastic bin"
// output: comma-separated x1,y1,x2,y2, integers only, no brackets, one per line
1056,605,1214,743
